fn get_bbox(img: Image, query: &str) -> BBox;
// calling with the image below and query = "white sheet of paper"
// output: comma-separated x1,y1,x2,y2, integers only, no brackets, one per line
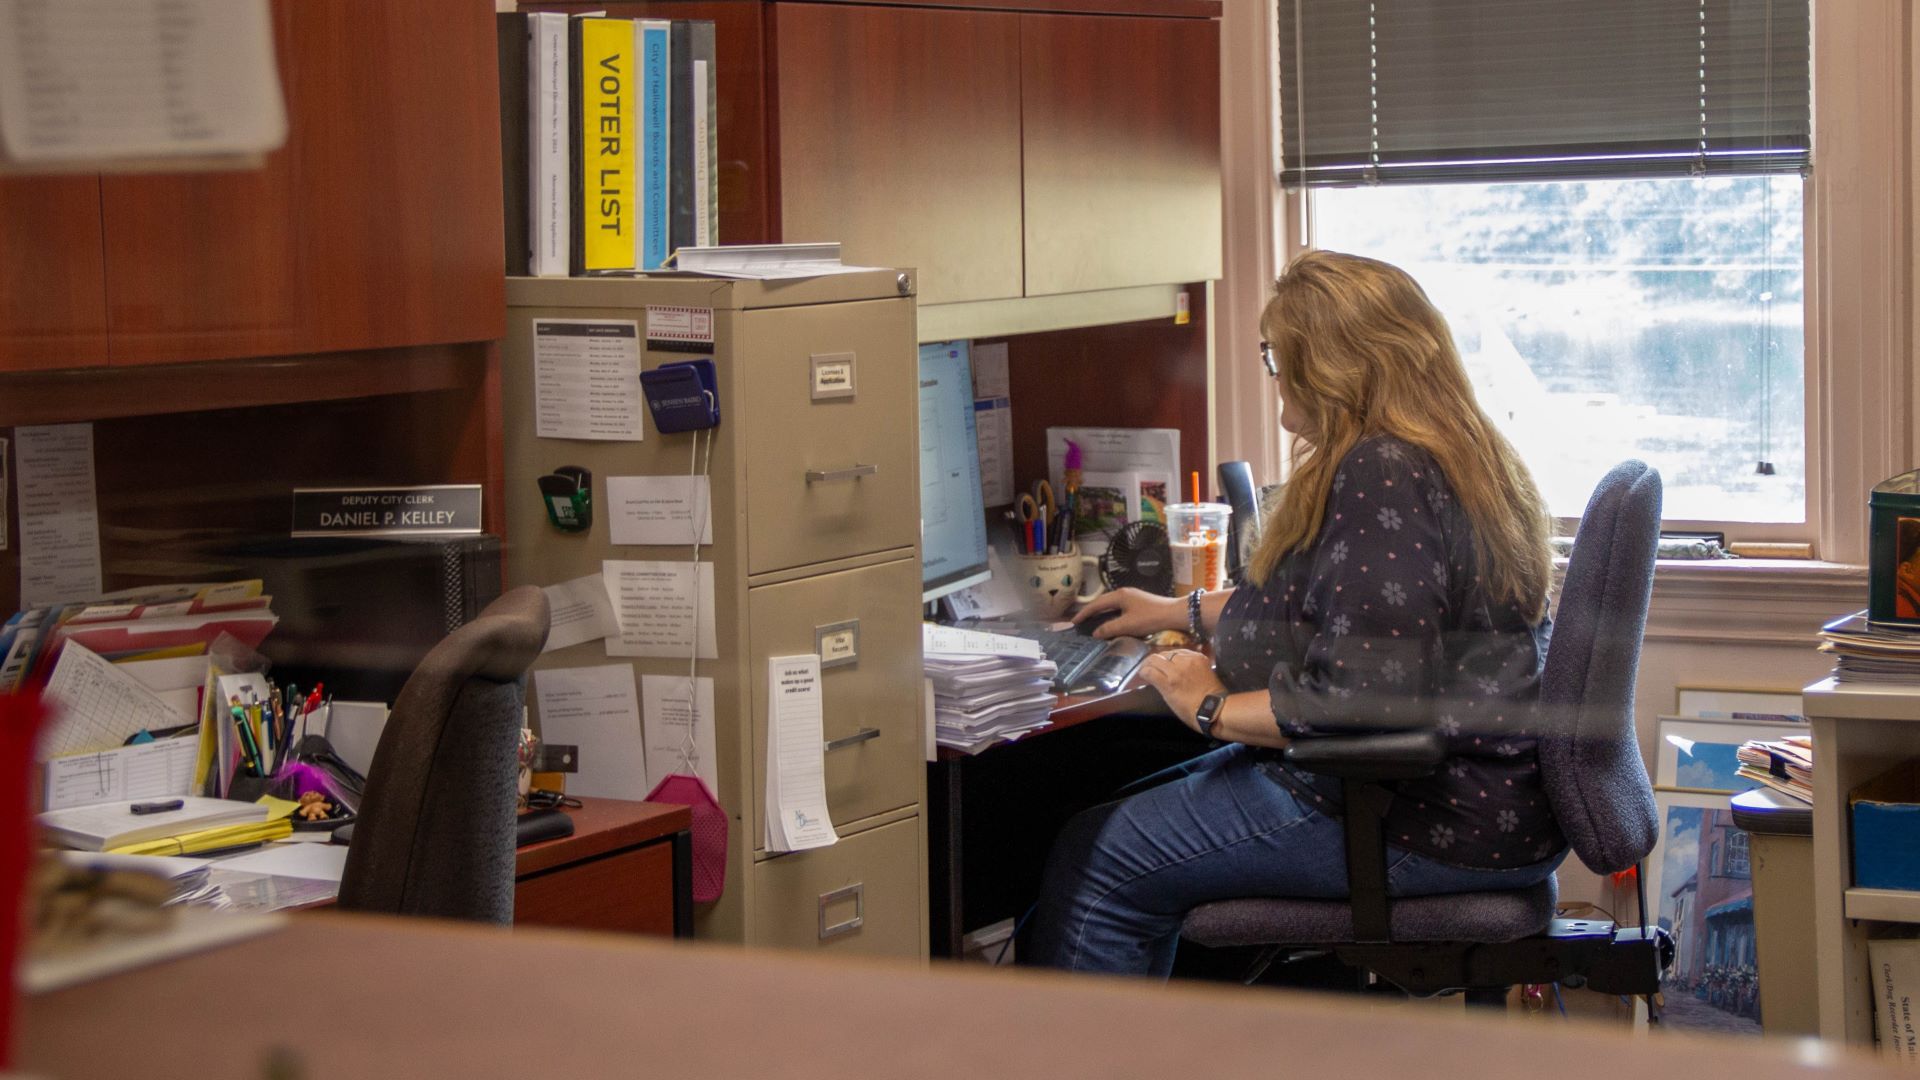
319,702,388,779
764,654,837,852
971,342,1011,399
40,642,185,760
603,560,718,659
531,319,645,441
922,623,1046,660
607,476,714,546
541,573,618,653
533,665,649,800
641,674,718,795
0,0,287,166
209,843,349,884
44,736,200,811
16,423,103,606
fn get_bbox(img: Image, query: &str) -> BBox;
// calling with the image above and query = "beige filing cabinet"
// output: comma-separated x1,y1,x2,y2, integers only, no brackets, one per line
503,271,928,959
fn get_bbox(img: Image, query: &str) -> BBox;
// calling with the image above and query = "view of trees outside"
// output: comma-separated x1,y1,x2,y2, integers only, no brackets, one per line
1312,177,1805,523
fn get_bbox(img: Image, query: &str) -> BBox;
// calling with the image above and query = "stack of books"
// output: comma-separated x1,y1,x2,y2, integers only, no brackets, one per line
497,12,719,277
1736,736,1813,804
1818,610,1920,683
924,625,1058,755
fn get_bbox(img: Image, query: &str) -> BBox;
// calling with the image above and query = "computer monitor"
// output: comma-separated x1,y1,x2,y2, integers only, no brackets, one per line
918,340,992,602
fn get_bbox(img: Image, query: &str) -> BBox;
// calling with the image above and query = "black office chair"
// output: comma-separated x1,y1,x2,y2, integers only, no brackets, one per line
1216,461,1263,583
338,586,550,923
1180,462,1672,1006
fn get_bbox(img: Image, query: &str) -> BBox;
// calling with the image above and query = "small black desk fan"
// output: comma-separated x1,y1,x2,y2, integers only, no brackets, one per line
1100,521,1175,595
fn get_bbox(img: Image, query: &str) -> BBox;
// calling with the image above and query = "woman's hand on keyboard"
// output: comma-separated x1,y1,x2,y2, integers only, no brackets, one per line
1071,588,1183,640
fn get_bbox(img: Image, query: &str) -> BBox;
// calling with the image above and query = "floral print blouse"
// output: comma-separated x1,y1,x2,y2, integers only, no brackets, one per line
1213,436,1566,870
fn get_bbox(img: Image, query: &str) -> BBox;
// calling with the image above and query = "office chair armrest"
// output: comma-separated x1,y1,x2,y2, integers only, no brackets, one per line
1283,730,1446,782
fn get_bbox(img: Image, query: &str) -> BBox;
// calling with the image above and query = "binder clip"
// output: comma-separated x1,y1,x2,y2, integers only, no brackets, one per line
538,466,592,533
640,358,721,433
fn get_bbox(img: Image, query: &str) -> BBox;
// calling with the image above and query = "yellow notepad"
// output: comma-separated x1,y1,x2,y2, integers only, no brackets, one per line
109,818,292,857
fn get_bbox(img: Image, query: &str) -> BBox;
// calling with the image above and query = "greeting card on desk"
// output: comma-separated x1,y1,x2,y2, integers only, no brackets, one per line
40,642,186,760
764,655,837,853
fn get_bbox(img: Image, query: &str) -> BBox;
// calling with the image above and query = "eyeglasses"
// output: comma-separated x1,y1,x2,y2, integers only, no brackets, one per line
1259,340,1277,378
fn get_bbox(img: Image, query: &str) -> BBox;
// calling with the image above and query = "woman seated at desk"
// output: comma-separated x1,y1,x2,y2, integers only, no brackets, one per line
1031,250,1565,976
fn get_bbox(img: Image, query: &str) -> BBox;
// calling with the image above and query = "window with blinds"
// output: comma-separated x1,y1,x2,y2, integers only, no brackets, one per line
1278,0,1811,188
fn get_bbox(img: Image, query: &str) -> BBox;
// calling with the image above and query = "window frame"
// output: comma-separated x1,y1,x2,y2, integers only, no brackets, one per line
1252,0,1912,566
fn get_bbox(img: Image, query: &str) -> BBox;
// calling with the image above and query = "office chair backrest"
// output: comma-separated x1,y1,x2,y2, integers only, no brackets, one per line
338,585,550,923
1537,461,1662,875
1217,460,1262,580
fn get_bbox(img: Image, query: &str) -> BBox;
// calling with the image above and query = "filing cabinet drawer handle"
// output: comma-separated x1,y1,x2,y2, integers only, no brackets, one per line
823,727,881,753
819,883,865,940
806,464,879,484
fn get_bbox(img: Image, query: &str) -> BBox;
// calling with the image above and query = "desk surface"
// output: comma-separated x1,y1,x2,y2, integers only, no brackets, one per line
21,914,1888,1079
516,797,690,876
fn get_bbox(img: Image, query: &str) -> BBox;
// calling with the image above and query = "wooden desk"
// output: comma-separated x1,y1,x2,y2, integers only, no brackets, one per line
514,798,693,939
20,914,1889,1079
306,797,692,937
927,669,1205,956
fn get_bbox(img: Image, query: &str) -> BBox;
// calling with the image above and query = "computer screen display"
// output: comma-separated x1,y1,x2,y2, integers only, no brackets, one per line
918,340,992,602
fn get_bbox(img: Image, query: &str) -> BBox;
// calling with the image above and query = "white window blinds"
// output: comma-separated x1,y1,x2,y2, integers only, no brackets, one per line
1277,0,1810,188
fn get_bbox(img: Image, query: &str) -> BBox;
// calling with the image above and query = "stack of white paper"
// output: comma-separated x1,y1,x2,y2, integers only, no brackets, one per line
924,625,1058,755
764,655,838,852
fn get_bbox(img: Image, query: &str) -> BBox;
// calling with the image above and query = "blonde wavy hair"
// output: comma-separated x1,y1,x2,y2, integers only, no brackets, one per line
1249,250,1553,619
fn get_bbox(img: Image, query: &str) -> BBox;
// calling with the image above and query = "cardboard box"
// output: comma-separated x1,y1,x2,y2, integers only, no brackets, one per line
1854,761,1920,892
1870,937,1920,1066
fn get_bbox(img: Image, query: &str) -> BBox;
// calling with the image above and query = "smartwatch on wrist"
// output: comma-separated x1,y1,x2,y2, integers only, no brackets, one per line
1194,692,1227,739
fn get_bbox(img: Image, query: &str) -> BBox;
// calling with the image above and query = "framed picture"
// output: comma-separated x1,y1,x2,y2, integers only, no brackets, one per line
1646,790,1762,1036
1655,716,1807,795
1674,687,1803,724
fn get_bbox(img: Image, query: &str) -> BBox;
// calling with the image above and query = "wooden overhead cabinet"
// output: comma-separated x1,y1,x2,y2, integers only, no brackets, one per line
1019,11,1222,296
0,176,110,373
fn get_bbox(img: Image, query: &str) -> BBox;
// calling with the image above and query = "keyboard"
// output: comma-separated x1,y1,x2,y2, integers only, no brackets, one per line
955,620,1151,695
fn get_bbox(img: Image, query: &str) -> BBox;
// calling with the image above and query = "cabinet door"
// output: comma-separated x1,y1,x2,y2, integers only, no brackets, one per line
101,0,503,366
775,2,1023,306
1020,12,1222,296
0,176,109,372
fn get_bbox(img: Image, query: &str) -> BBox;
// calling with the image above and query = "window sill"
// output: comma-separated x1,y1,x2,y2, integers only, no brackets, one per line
1556,558,1866,646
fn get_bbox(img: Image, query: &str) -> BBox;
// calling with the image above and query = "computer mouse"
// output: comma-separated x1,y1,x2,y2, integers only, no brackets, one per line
1074,609,1123,636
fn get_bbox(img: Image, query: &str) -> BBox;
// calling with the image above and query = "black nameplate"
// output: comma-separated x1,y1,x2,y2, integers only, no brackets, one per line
291,485,483,538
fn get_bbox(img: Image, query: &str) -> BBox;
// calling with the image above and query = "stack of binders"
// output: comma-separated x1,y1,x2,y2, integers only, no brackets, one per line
497,12,720,277
924,625,1058,755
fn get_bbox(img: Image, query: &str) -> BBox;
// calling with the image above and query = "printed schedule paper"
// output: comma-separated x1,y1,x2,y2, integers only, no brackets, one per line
44,736,200,812
603,560,718,659
40,641,183,761
16,423,102,606
533,664,649,801
764,654,837,853
606,476,714,546
531,319,645,441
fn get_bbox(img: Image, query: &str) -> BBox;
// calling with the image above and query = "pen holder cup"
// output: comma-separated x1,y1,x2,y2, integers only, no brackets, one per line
1010,545,1102,619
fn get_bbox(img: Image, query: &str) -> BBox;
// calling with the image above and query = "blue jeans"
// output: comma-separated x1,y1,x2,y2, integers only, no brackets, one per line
1029,744,1566,976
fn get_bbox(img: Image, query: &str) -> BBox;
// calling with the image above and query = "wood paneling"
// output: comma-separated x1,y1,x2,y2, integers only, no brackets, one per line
0,176,109,373
774,3,1024,305
517,843,678,935
102,0,505,366
524,1,776,246
1020,12,1222,296
1000,290,1211,506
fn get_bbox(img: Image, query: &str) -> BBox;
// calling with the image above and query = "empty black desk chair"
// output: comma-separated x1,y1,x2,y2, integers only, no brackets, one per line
338,586,551,924
1181,462,1671,1008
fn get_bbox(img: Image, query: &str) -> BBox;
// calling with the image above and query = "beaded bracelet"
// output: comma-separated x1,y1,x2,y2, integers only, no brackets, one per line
1187,588,1208,644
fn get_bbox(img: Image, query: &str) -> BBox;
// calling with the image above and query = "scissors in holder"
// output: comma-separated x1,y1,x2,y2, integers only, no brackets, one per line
1030,480,1057,521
